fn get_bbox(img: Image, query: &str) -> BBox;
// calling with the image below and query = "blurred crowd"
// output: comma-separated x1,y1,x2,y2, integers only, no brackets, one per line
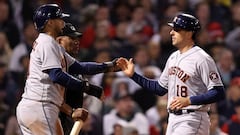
1,0,240,135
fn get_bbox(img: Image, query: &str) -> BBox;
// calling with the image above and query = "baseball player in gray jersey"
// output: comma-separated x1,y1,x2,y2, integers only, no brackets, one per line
16,4,118,135
117,13,225,135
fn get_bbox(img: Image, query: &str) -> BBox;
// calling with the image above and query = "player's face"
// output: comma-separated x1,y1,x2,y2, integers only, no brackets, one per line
59,36,80,56
169,28,190,47
52,18,65,36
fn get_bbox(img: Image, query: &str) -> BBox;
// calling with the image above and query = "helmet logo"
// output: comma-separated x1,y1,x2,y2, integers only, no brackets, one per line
56,9,61,16
173,17,177,22
70,26,76,31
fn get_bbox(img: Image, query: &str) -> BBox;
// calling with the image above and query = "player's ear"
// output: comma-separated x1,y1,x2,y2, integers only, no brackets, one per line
56,37,62,44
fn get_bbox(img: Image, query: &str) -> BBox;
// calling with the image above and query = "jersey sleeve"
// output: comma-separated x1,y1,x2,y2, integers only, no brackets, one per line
64,51,76,68
39,41,62,71
198,56,223,90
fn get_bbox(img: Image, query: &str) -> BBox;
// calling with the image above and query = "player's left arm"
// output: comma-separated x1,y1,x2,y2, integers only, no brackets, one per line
190,57,225,105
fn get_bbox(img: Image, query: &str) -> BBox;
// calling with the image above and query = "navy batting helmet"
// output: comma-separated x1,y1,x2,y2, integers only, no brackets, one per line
168,13,201,32
33,4,69,31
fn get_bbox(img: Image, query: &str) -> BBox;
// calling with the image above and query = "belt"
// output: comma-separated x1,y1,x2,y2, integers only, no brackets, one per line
168,109,196,115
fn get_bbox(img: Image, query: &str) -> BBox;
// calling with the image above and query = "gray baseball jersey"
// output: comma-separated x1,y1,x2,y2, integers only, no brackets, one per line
17,33,75,135
22,33,75,106
158,46,223,135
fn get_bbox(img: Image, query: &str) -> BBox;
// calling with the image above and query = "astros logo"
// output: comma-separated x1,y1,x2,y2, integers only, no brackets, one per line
209,72,219,82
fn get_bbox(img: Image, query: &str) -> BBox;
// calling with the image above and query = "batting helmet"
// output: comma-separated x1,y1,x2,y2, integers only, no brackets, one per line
168,13,201,32
33,4,69,31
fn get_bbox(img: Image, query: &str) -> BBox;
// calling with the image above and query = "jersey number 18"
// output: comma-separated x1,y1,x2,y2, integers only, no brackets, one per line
176,85,188,97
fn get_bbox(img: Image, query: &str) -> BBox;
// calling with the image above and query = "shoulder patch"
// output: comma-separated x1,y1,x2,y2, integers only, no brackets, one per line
209,72,219,82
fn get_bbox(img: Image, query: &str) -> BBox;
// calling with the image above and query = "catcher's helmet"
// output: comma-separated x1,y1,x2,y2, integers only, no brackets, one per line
168,13,201,32
33,4,69,31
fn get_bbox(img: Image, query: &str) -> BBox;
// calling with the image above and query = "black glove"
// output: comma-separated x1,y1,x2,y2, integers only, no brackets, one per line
83,80,103,99
103,58,121,72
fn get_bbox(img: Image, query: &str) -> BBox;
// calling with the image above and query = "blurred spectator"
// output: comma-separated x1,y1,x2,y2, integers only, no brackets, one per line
80,19,115,49
140,0,158,32
126,6,154,44
110,1,131,25
0,62,17,108
218,77,240,119
63,0,84,29
111,21,134,59
0,31,12,66
225,26,240,68
216,48,235,87
195,29,210,48
103,78,149,135
4,107,21,135
150,23,176,70
194,1,210,29
209,0,231,32
207,22,225,43
174,0,191,12
0,1,20,49
112,121,139,135
9,21,37,74
229,1,240,28
146,97,168,135
78,95,103,135
0,63,10,134
133,46,150,75
147,40,161,67
95,5,110,22
221,99,240,135
160,3,179,21
8,0,25,35
205,42,225,62
209,112,228,135
128,46,150,93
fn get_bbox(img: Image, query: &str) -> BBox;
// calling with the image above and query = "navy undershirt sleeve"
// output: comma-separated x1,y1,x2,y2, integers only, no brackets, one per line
131,72,168,96
190,86,225,105
68,61,107,75
47,68,85,90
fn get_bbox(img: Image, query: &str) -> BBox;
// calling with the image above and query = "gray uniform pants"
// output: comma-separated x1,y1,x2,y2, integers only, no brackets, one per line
16,98,63,135
166,111,210,135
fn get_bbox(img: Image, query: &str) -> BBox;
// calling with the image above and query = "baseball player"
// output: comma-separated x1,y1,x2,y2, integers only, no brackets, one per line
57,23,104,135
117,13,225,135
16,4,118,135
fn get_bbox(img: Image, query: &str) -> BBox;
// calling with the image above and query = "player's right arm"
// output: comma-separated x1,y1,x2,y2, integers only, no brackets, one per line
46,68,87,91
117,58,167,96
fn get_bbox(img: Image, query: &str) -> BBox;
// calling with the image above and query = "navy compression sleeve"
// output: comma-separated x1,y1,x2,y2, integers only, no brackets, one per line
47,68,85,90
131,72,167,96
68,61,107,75
190,86,225,105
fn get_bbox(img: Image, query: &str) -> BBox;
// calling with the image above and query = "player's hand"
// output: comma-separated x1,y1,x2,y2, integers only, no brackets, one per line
116,57,135,77
169,97,191,110
72,108,89,122
104,58,121,72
